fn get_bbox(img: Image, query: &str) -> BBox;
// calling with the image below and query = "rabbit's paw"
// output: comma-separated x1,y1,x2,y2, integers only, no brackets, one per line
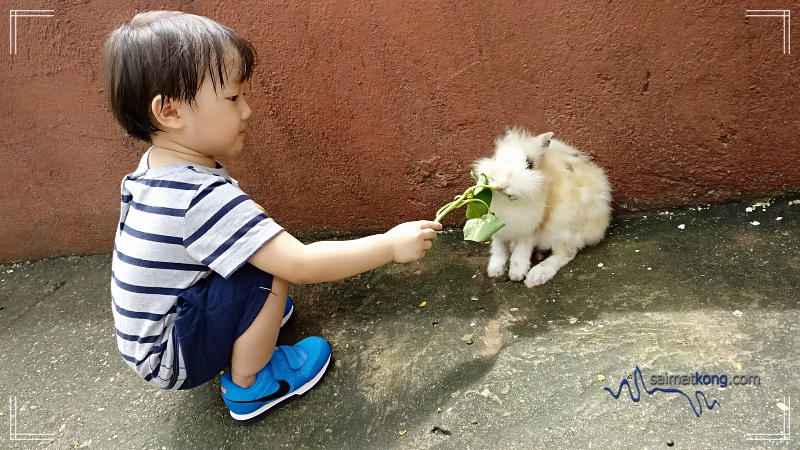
508,260,531,281
524,265,558,287
487,259,507,278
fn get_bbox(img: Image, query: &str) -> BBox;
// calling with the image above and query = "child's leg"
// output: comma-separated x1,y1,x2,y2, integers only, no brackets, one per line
219,273,330,423
230,276,289,388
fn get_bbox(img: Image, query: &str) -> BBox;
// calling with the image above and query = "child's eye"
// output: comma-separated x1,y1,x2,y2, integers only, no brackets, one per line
229,95,239,102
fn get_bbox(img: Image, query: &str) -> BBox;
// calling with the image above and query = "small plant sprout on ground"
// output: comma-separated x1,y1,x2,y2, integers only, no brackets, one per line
434,172,514,242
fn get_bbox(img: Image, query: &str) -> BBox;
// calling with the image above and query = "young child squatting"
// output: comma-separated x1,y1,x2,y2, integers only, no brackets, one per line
104,11,441,425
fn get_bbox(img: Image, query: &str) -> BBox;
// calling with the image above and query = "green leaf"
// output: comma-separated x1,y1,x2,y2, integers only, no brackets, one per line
465,189,492,219
463,213,505,242
465,173,493,219
434,172,512,239
473,173,490,196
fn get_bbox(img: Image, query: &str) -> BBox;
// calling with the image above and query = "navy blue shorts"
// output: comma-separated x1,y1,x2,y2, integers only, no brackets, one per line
173,263,275,389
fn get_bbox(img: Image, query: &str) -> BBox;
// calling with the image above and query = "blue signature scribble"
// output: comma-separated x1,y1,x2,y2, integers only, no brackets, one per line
604,366,721,417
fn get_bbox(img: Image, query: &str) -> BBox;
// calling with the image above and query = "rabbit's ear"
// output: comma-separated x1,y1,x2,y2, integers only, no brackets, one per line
537,132,554,148
524,132,554,167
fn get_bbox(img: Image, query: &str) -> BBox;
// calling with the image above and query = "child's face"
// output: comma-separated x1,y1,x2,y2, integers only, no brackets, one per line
179,59,251,159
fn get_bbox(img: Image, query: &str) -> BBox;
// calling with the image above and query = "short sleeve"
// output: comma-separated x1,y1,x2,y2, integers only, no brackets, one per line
182,178,284,278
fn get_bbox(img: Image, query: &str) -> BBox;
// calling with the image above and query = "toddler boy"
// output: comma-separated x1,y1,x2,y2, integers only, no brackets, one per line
104,10,441,424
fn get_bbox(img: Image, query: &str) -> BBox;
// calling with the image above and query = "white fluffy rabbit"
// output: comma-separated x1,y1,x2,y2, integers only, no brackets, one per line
473,127,612,287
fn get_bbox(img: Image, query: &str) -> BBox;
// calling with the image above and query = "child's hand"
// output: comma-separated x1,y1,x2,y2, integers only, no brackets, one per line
384,221,442,263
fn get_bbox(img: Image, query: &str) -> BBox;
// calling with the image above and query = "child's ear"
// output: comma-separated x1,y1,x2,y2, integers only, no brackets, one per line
150,95,184,130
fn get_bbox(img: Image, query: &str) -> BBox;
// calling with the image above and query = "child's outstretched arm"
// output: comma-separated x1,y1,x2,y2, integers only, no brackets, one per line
248,220,442,284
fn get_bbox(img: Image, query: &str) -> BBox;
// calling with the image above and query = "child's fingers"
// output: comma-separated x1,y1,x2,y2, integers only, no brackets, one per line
418,220,443,231
422,228,438,240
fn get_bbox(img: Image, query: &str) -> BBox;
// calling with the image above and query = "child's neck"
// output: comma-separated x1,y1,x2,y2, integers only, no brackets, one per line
148,145,217,169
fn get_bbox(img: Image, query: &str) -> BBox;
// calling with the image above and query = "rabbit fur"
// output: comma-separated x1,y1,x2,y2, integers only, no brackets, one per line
473,127,612,287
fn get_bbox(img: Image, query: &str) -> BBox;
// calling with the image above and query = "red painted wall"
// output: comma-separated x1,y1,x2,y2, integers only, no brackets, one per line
2,1,798,261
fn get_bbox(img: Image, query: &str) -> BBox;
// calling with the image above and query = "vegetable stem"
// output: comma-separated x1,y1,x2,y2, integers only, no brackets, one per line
433,173,514,242
434,184,497,222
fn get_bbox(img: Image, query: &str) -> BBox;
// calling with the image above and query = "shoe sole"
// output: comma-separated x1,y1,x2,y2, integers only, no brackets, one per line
229,354,331,425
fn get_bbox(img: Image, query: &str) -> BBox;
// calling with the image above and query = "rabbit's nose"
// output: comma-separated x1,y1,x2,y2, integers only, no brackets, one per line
495,181,510,190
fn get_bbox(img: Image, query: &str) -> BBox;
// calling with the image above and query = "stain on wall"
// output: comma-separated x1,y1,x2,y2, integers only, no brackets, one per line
1,1,798,261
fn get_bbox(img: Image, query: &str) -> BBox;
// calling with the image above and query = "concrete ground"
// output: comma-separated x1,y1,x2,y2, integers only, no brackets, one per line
1,196,798,449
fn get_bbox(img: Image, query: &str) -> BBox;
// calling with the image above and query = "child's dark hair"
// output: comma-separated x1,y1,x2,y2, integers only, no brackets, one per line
104,11,255,142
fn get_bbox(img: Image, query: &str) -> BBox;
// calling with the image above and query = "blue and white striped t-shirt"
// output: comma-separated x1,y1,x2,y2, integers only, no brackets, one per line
111,149,284,390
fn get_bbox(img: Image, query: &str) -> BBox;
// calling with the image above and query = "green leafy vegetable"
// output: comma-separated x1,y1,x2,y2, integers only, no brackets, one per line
435,173,513,242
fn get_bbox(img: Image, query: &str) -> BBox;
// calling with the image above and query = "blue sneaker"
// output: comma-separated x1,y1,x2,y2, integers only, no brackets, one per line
220,336,331,425
281,296,294,327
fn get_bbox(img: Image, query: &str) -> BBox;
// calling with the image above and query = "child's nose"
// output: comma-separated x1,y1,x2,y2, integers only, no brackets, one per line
241,97,251,120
